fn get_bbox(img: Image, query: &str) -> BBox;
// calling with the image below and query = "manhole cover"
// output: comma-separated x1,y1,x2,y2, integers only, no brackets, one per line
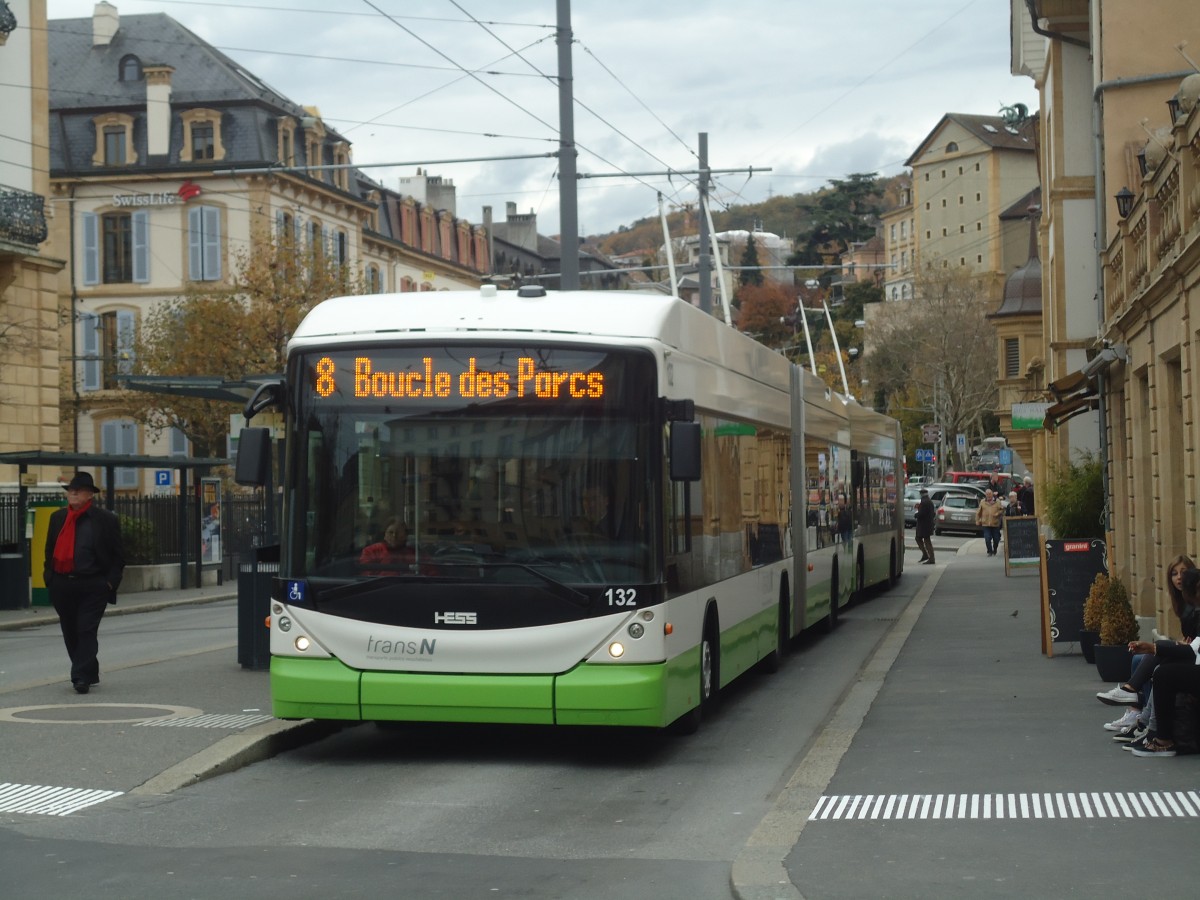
0,703,203,725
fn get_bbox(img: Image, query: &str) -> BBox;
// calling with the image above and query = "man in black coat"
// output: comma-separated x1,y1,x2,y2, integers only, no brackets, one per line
914,488,936,565
43,472,125,694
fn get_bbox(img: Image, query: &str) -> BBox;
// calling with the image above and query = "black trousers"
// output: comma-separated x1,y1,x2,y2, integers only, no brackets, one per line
50,577,109,685
1150,662,1200,742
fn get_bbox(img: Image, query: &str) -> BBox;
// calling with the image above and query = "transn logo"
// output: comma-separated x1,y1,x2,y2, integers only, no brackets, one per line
434,611,477,625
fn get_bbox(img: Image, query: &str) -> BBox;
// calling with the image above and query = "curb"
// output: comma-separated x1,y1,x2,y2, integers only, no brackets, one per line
0,591,236,632
132,717,346,796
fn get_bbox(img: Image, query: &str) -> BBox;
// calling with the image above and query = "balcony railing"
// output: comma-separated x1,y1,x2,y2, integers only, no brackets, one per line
1103,90,1200,318
0,185,49,248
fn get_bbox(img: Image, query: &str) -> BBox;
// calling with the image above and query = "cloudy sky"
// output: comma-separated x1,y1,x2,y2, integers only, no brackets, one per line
48,0,1040,236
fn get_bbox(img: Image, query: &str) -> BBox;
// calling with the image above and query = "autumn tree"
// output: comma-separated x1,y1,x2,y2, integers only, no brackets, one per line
112,235,364,457
735,282,795,349
863,263,998,469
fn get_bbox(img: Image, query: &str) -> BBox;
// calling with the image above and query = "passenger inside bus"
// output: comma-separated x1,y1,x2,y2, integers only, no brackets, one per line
359,518,415,574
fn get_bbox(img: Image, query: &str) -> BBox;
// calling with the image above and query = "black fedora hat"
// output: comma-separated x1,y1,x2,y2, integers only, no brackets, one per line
64,471,100,493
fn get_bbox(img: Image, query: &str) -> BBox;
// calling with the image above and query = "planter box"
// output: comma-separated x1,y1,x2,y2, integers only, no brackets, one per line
1079,629,1099,664
1094,643,1133,683
121,564,220,593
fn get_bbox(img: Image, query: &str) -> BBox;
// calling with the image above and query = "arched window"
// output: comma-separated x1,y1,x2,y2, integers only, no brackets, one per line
119,55,141,82
945,141,958,153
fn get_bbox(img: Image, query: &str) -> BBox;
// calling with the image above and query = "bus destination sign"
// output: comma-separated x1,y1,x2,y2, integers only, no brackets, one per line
314,355,606,401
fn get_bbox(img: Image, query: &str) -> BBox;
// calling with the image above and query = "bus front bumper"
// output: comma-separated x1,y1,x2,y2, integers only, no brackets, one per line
270,652,700,728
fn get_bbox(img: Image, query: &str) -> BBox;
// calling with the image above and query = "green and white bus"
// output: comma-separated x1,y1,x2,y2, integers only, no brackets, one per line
236,285,904,731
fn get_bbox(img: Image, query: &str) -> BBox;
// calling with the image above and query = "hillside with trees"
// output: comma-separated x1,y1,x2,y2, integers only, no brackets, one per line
589,173,908,264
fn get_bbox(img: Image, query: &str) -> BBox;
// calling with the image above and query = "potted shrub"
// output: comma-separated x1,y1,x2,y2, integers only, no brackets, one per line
1094,575,1138,683
1080,572,1107,664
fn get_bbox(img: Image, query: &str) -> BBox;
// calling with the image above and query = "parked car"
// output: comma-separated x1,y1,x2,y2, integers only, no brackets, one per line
904,484,979,528
936,493,983,536
903,486,923,527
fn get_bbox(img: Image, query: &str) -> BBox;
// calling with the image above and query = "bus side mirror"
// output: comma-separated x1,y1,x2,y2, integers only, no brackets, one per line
235,427,272,486
670,421,701,482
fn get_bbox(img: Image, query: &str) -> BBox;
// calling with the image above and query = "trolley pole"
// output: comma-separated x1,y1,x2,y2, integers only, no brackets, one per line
698,133,711,314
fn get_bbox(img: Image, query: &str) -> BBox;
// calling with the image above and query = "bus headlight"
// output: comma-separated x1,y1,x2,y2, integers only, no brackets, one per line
295,635,311,652
608,641,625,658
627,622,644,639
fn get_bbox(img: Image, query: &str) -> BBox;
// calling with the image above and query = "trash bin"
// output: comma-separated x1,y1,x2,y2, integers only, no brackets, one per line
238,544,279,670
0,545,28,610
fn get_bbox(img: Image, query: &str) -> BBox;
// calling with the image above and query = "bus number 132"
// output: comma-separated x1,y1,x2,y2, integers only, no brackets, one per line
605,587,638,606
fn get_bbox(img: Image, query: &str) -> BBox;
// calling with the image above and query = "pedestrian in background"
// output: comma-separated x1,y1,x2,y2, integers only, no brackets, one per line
43,472,125,694
1018,474,1035,515
914,488,935,565
976,489,1005,557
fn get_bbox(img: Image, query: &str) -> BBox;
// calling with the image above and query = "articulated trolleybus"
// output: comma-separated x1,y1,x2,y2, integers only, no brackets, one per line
236,285,903,732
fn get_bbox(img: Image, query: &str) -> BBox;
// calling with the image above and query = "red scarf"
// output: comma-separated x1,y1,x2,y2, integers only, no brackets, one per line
52,500,91,574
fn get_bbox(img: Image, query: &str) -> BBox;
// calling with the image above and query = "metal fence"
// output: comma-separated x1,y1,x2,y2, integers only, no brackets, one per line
0,492,279,575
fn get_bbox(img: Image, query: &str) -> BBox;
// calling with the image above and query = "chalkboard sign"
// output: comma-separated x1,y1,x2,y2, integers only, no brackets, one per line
1003,516,1040,574
1042,539,1107,656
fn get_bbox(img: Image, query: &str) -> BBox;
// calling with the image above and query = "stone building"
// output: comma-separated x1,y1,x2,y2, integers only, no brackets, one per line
0,0,64,484
1010,0,1200,635
43,4,489,490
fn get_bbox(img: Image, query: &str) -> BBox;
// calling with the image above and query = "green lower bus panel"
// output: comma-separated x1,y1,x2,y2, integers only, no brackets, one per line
362,671,555,724
271,656,361,720
555,662,672,727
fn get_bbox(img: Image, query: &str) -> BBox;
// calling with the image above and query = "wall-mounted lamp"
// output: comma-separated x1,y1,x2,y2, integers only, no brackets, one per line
1114,187,1135,219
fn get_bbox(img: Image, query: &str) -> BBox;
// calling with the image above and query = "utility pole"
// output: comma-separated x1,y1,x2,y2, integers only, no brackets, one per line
556,0,579,290
577,136,766,313
698,133,711,314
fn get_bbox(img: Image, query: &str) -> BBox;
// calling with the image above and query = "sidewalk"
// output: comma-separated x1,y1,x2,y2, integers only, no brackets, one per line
0,581,237,632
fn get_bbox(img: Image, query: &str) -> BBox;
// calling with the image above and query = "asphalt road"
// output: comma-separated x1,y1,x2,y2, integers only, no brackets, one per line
1,562,917,900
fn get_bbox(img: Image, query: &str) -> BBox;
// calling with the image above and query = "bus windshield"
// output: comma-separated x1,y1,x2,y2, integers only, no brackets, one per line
283,343,659,619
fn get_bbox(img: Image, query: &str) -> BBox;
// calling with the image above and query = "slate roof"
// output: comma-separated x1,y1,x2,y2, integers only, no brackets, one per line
905,113,1036,167
47,13,347,174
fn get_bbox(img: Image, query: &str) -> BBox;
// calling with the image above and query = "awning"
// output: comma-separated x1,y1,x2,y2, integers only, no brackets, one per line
1043,388,1098,431
1048,369,1090,402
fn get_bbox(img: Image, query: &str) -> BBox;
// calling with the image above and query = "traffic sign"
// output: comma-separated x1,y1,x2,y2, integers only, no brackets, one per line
922,423,942,443
915,449,932,463
155,469,172,486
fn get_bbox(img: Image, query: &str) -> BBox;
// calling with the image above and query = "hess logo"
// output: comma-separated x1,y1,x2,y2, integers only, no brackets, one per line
434,611,477,625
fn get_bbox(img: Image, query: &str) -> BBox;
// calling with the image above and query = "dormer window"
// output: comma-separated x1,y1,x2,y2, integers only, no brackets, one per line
119,54,142,82
91,112,136,167
179,108,225,162
946,141,959,153
277,117,296,167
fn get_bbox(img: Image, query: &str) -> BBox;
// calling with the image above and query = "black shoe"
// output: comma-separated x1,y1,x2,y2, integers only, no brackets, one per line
918,556,928,562
73,682,89,694
921,559,934,565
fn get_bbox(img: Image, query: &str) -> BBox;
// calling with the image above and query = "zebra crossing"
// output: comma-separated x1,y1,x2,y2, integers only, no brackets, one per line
810,790,1200,821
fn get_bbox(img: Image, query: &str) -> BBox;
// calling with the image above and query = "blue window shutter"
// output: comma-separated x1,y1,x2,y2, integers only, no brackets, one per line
169,426,189,457
132,211,149,283
82,213,99,285
202,206,221,280
188,206,202,280
116,310,135,375
81,312,101,391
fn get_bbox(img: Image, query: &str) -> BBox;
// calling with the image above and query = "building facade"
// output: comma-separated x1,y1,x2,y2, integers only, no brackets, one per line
0,0,64,484
1010,0,1200,634
45,4,489,491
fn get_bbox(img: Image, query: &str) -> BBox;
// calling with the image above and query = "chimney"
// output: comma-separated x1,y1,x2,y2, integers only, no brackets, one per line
143,65,174,158
93,2,119,47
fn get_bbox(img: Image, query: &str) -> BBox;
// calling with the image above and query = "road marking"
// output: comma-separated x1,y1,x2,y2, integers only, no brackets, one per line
135,712,274,729
0,782,123,816
810,790,1200,820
